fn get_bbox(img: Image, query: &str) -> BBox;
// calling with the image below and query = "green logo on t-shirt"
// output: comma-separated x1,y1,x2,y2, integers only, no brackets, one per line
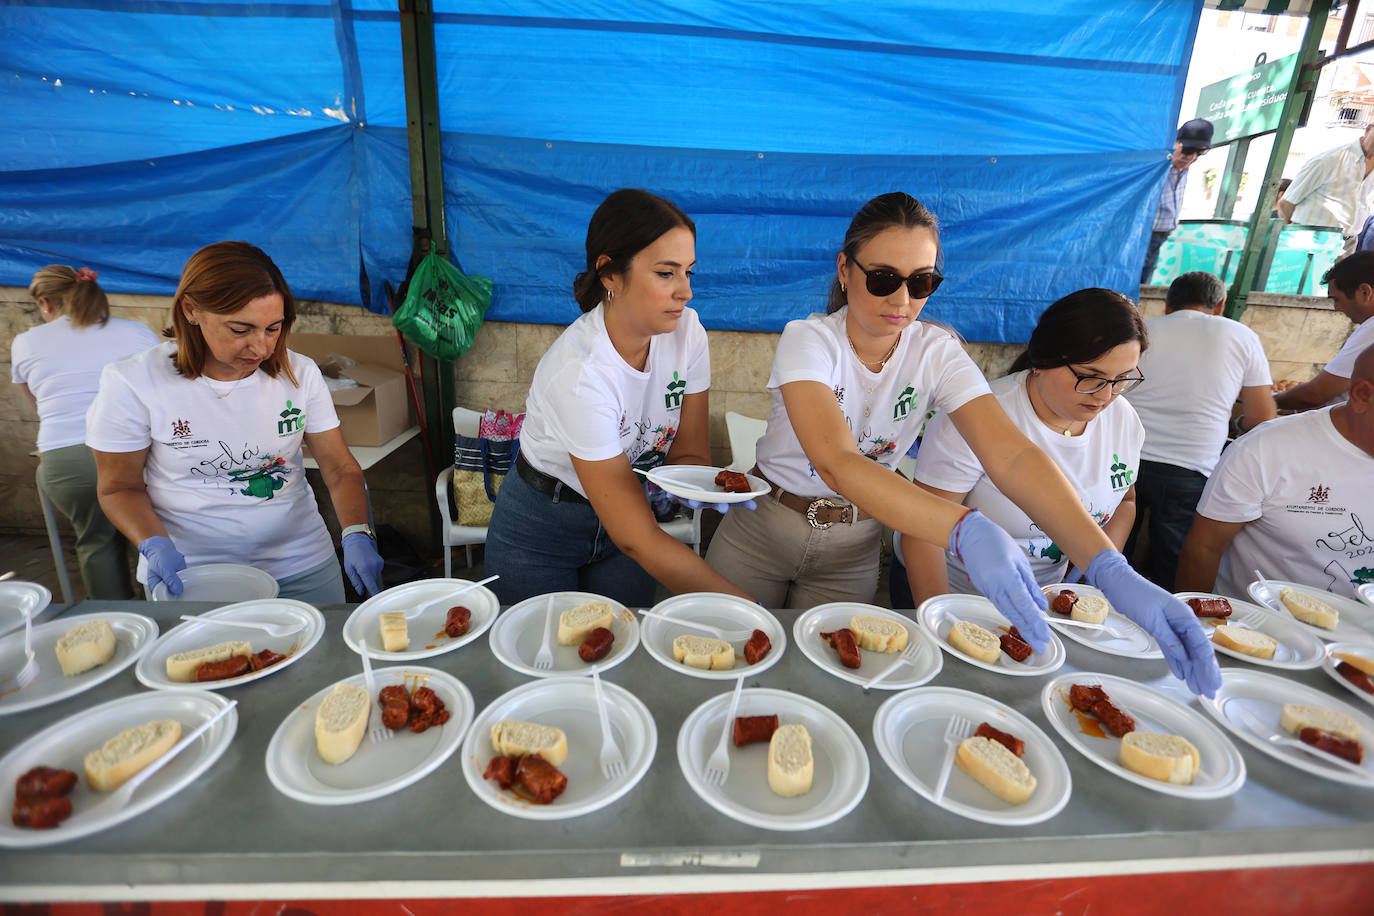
1109,453,1133,491
664,371,686,410
892,385,917,420
277,399,305,436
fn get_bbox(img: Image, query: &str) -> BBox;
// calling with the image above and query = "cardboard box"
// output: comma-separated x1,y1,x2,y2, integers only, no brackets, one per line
290,333,412,446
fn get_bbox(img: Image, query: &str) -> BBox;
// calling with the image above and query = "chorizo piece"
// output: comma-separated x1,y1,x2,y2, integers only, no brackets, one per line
1186,597,1233,619
514,754,568,804
820,628,862,669
743,629,772,665
1069,683,1109,713
12,795,73,830
733,714,780,747
1050,590,1077,615
378,685,410,708
1336,661,1374,695
251,648,286,670
999,630,1033,662
445,606,472,638
974,722,1025,758
483,754,518,789
195,654,252,682
578,626,615,663
714,470,752,493
1090,700,1136,738
381,702,411,730
1299,727,1364,764
15,766,77,800
408,686,450,732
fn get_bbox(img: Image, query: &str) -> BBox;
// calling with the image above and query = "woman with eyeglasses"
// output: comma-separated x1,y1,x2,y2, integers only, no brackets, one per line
705,192,1218,697
898,289,1147,603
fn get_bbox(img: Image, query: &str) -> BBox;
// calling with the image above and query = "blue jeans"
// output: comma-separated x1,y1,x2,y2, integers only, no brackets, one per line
1125,459,1208,590
485,465,657,607
1141,230,1170,285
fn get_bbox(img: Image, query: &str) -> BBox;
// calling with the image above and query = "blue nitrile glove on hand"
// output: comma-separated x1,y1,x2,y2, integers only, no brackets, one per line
678,497,757,513
342,532,385,597
138,535,186,598
949,510,1052,652
1086,549,1221,698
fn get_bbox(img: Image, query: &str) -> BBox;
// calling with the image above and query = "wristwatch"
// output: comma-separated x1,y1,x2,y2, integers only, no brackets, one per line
341,523,376,542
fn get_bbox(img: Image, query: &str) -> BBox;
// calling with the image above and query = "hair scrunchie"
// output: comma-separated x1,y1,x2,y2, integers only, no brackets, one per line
74,267,99,283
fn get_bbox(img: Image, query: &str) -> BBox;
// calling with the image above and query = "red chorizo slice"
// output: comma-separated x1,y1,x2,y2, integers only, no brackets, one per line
820,628,861,669
743,629,772,665
483,754,518,789
974,722,1025,758
12,795,73,830
445,606,472,638
999,631,1033,662
733,714,780,747
1299,727,1364,764
195,655,252,682
578,626,615,663
1336,661,1374,695
1050,590,1077,615
15,767,77,801
1186,597,1232,619
514,754,568,804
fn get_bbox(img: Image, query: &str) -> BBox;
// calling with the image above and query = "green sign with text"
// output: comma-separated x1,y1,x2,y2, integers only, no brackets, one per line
1196,54,1298,144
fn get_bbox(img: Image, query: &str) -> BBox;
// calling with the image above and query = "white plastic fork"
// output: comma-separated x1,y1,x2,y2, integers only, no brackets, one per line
637,610,756,643
178,614,302,639
703,675,745,786
1252,568,1283,612
863,640,920,690
533,594,556,670
402,574,500,621
0,606,37,693
361,649,390,744
592,671,625,780
108,701,238,809
931,713,974,802
1233,704,1373,783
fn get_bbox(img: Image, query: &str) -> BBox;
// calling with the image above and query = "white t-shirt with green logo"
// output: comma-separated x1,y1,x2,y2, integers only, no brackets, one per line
1197,407,1374,600
85,342,339,582
519,303,710,497
755,308,990,497
914,369,1144,591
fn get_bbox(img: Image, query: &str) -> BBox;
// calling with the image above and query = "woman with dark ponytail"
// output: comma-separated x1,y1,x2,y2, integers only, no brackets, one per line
485,189,753,606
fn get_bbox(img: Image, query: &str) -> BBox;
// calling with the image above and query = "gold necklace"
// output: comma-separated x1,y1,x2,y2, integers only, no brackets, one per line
846,329,900,374
199,372,252,400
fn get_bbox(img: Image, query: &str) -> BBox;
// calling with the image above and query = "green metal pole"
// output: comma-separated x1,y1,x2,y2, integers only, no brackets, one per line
1225,0,1332,319
1214,137,1250,220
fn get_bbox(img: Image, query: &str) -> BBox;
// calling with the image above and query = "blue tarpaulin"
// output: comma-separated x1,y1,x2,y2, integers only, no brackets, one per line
0,1,1201,342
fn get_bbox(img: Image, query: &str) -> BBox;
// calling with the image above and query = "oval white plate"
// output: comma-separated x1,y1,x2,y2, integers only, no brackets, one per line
488,592,639,678
678,687,869,831
793,603,940,690
644,465,769,504
0,612,158,716
343,578,500,661
1040,672,1245,800
1246,579,1374,644
918,594,1065,676
461,677,656,821
1041,584,1162,660
1175,591,1325,671
1319,641,1374,708
150,563,278,602
639,593,787,680
872,686,1071,825
0,689,237,848
0,582,55,639
135,598,324,690
266,666,473,806
1359,582,1374,609
1200,667,1374,788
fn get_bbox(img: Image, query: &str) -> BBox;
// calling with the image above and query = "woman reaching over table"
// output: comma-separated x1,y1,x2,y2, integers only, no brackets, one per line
11,265,160,598
85,241,384,603
485,188,753,607
703,191,1218,696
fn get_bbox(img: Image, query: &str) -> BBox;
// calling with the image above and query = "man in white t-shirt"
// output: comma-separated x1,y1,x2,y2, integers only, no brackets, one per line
1275,251,1374,412
1278,123,1374,242
1177,344,1374,600
1123,271,1276,588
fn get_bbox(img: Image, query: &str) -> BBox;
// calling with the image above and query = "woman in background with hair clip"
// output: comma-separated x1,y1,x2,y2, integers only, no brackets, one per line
11,265,159,598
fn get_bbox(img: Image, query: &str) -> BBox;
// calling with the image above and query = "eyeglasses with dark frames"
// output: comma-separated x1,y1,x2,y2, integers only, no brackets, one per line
849,258,943,299
1067,367,1145,395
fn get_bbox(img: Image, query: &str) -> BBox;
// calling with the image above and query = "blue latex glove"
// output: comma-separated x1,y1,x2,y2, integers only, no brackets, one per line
138,535,186,598
1086,549,1221,698
949,510,1052,652
678,497,757,513
342,532,384,597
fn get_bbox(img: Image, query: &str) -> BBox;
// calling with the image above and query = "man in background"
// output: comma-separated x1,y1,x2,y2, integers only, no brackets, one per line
1275,251,1374,411
1142,119,1213,285
1278,122,1374,251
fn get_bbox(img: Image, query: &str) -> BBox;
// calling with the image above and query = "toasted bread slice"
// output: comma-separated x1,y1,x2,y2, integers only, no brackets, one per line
165,641,252,683
1071,595,1110,625
1212,624,1277,659
767,723,813,797
558,601,615,646
56,619,117,676
956,735,1036,804
315,683,370,764
490,719,568,766
85,719,181,791
1279,588,1339,630
948,620,1001,664
672,634,735,670
1333,651,1374,676
850,615,908,654
1119,732,1200,784
1280,703,1360,740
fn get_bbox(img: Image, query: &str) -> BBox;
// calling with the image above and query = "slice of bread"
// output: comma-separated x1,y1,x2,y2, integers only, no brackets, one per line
1119,731,1200,784
948,620,1001,664
1071,595,1110,625
1334,651,1374,676
490,719,568,766
84,719,182,791
1280,702,1360,740
850,615,908,654
1279,588,1340,630
379,612,409,652
165,641,252,682
767,723,813,797
1212,624,1277,659
955,735,1036,804
672,634,735,670
315,684,370,764
55,619,117,676
557,601,615,646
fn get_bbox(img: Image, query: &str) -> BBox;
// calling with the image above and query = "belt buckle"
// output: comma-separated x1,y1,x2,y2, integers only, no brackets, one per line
806,497,841,530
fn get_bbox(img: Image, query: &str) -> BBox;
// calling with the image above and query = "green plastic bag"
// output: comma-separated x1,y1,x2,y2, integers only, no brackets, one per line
392,251,492,361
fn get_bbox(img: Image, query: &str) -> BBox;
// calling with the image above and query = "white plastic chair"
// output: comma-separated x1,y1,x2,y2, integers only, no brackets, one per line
436,407,492,575
725,411,767,472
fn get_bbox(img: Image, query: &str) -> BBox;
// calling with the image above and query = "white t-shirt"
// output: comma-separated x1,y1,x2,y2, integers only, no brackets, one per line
1197,407,1374,600
518,304,710,496
1323,317,1374,380
1125,310,1272,475
85,342,339,582
755,310,990,496
1284,139,1374,234
914,370,1144,591
10,315,160,452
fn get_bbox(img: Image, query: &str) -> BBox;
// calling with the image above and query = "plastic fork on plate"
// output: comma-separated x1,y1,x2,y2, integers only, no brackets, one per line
401,574,499,621
178,614,302,640
0,606,37,692
1251,569,1283,612
863,640,920,690
533,594,556,671
637,610,756,643
592,671,625,780
702,675,745,786
360,649,390,744
931,713,974,802
108,701,238,809
1232,704,1373,783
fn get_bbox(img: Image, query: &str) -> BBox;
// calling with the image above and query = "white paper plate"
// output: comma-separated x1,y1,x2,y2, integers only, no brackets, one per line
678,687,869,831
917,594,1065,676
342,578,500,661
0,582,55,639
0,612,158,716
1358,583,1374,609
0,689,237,848
265,666,473,806
135,598,324,690
1040,672,1245,799
1174,591,1325,671
488,592,639,678
149,563,279,602
639,593,787,680
1200,667,1374,788
1246,579,1374,644
793,603,941,690
460,677,656,821
1040,584,1163,659
1319,641,1374,708
872,686,1071,825
644,464,769,504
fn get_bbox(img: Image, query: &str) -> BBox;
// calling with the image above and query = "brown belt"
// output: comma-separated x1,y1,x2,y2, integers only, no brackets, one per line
751,466,873,530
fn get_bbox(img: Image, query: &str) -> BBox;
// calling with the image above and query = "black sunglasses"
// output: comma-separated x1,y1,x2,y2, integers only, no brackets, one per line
850,258,943,299
1180,146,1207,156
